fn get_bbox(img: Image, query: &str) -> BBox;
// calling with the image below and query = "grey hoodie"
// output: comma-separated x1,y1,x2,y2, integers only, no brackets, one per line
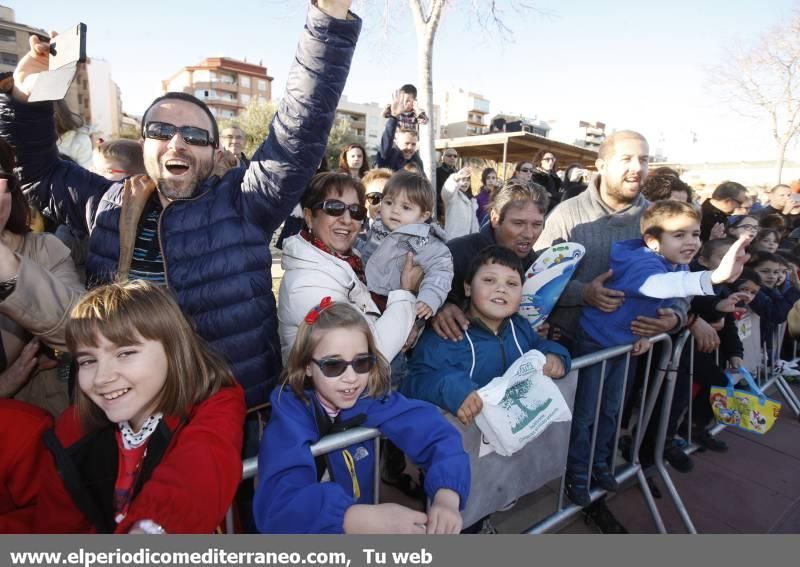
359,219,453,312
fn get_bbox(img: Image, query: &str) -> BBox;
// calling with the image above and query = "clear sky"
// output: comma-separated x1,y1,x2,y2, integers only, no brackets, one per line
8,0,799,162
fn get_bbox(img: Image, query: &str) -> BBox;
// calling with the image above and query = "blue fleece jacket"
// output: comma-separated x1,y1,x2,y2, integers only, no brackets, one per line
253,387,470,534
402,314,572,415
580,239,714,348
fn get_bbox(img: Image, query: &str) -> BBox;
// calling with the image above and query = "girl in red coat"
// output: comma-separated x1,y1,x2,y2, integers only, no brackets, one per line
36,280,245,534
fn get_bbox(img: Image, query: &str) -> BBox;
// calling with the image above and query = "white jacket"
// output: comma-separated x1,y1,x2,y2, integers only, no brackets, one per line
278,235,416,363
442,175,480,240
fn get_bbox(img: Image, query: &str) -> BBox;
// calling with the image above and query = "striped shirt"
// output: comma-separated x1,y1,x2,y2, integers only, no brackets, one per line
129,196,166,284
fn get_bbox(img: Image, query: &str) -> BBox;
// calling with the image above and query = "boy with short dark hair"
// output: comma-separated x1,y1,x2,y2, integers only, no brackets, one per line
566,201,751,506
383,84,429,131
402,246,571,424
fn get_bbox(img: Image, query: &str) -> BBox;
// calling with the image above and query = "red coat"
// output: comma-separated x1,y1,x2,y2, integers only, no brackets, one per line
0,400,54,533
35,385,245,533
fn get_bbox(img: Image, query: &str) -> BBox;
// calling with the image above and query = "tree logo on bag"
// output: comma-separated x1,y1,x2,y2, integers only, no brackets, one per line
499,379,553,434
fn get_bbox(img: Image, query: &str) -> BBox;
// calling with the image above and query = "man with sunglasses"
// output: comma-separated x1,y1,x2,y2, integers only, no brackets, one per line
700,181,749,241
0,0,360,409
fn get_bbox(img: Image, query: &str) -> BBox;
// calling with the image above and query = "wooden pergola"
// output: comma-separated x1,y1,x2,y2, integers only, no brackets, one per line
435,131,598,179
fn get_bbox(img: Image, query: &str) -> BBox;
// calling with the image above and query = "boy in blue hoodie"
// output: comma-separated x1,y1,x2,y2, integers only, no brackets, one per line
566,201,752,506
403,246,571,425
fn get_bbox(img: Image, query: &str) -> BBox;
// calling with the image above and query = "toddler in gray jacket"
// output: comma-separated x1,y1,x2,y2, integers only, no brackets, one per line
357,171,453,319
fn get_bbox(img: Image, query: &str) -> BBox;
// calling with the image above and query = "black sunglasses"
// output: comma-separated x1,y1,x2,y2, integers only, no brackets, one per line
312,353,377,378
312,199,368,221
144,121,216,147
519,167,534,173
366,193,383,205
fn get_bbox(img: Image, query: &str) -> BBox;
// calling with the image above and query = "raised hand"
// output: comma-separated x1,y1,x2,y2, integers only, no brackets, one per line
316,0,352,19
711,233,753,284
13,33,53,102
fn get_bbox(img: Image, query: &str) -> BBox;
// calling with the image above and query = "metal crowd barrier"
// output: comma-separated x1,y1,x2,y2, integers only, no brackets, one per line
225,427,382,534
651,320,800,535
227,323,800,535
526,333,674,534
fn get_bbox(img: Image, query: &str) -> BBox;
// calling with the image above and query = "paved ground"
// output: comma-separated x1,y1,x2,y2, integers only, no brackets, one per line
491,379,800,534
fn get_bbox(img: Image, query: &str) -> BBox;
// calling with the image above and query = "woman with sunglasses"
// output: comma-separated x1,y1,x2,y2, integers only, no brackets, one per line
531,150,563,209
255,300,468,534
511,161,535,186
361,168,392,225
278,173,422,366
0,139,83,415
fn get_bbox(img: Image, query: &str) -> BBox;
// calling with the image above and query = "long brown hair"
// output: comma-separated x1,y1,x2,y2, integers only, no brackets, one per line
338,143,370,179
282,302,390,402
66,281,235,430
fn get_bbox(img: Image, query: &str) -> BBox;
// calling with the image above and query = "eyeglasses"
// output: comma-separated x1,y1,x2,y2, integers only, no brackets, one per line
312,353,377,378
312,199,368,221
738,224,759,231
519,167,534,173
366,193,383,205
144,121,216,147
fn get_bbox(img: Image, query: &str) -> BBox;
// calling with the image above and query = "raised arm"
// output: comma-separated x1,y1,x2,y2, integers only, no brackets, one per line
239,1,361,234
0,36,113,234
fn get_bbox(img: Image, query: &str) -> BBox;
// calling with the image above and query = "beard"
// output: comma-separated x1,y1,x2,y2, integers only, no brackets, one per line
144,150,214,201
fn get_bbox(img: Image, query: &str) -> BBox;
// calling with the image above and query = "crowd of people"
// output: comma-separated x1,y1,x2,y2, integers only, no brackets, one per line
0,0,797,536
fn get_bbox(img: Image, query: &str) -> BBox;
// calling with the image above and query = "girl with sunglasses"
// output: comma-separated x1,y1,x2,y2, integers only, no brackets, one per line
278,173,421,366
254,299,469,534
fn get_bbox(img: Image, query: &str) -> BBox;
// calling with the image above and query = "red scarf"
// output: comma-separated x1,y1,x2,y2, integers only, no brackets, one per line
301,229,366,285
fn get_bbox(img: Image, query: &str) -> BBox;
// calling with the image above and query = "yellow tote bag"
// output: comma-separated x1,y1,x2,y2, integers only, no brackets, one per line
710,368,781,435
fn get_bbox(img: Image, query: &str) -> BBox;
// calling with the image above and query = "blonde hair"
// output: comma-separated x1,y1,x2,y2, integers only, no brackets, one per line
282,302,390,402
66,281,235,431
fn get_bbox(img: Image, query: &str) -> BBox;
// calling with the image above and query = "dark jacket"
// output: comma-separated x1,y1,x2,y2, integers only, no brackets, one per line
253,387,470,534
0,7,361,407
375,116,424,173
446,223,536,306
700,199,730,241
531,169,562,209
403,315,571,415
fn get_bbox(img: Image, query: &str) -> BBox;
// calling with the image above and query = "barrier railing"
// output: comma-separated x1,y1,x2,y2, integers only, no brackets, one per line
525,333,673,534
226,427,382,534
228,323,800,535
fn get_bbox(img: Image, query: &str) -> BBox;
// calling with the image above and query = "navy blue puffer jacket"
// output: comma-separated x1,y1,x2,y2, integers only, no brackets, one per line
0,6,362,407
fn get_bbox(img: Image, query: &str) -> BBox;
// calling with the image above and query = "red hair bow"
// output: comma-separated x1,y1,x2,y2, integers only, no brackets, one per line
305,296,334,325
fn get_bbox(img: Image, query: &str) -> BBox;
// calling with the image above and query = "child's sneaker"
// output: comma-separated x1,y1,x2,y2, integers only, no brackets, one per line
565,477,592,507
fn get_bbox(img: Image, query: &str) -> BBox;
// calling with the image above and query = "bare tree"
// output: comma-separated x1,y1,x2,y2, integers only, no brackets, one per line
405,0,537,188
712,14,800,184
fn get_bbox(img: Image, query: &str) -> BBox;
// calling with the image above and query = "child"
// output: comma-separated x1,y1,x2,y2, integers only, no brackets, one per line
253,300,469,534
357,171,453,320
747,252,795,364
383,84,429,131
92,139,145,181
686,242,758,452
402,246,571,424
752,228,781,254
35,281,246,533
569,201,751,506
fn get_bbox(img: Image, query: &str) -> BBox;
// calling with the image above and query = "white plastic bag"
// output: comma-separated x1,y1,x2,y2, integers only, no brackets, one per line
474,350,572,457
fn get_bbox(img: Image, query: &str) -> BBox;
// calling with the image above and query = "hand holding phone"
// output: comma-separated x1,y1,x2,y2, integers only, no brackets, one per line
26,23,86,103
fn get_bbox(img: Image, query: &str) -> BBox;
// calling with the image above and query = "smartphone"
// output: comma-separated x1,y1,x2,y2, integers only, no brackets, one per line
48,24,87,70
27,23,87,103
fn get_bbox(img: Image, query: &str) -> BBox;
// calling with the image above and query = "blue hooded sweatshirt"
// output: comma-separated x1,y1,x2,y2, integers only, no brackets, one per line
580,239,714,348
402,314,571,415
